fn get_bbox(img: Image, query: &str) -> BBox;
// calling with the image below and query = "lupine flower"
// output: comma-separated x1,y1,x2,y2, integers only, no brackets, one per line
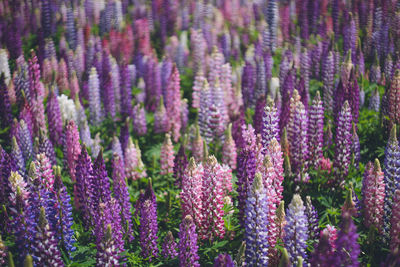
178,215,200,267
262,97,280,149
222,123,237,170
200,156,226,240
165,65,182,142
58,94,77,124
266,0,278,52
191,124,204,162
306,196,319,242
38,132,56,165
46,89,63,146
95,224,120,266
384,126,400,244
162,231,178,259
254,96,266,135
214,253,234,267
310,227,336,266
332,211,360,267
192,72,205,109
180,158,203,229
17,120,34,162
369,89,380,112
388,70,400,128
0,74,12,128
173,143,188,188
333,101,353,181
199,80,213,144
88,67,102,125
64,120,81,182
139,199,159,261
124,137,140,181
284,194,308,265
0,49,10,85
32,207,64,266
102,72,116,119
79,120,93,150
390,189,400,251
11,136,25,174
160,134,175,175
308,91,324,167
133,103,147,136
244,172,269,266
154,97,169,134
92,150,112,214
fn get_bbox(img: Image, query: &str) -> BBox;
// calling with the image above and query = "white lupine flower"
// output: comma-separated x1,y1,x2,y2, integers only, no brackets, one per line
58,94,77,124
0,49,11,85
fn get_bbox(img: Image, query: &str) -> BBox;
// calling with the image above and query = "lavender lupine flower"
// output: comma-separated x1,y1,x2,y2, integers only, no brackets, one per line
11,137,25,174
32,207,64,266
160,134,175,176
306,196,319,242
133,103,147,136
214,253,234,267
64,120,81,182
262,97,280,150
200,156,226,241
199,80,213,144
173,143,188,188
88,67,102,125
284,194,308,265
120,65,134,118
241,61,255,108
102,72,116,118
46,89,63,146
178,215,200,267
308,91,324,167
112,154,133,241
0,74,12,128
266,0,278,52
332,211,360,267
38,132,57,165
180,158,203,229
369,89,380,112
154,97,169,134
236,124,257,225
244,173,269,266
222,124,237,170
287,91,309,181
162,231,178,259
192,71,205,109
139,199,159,261
17,120,34,162
333,101,353,182
362,160,385,232
351,123,361,168
383,126,400,244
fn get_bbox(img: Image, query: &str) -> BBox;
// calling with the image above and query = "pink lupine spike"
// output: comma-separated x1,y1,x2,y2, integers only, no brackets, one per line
64,120,81,182
160,133,175,175
222,123,237,170
124,137,139,181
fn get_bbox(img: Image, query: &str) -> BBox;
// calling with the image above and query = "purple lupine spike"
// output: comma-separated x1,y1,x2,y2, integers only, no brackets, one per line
297,77,309,112
356,39,365,76
88,67,103,125
133,103,147,136
64,120,81,182
38,132,56,165
253,96,266,135
32,207,64,266
178,215,200,267
244,173,269,266
300,48,311,92
214,253,234,267
0,74,12,128
383,127,400,244
17,120,34,162
369,89,380,112
208,104,223,143
154,96,169,134
287,91,309,181
331,211,360,267
96,224,120,266
112,154,134,241
46,88,63,146
19,101,34,138
139,198,159,262
343,14,357,62
390,189,400,251
351,123,361,168
310,227,336,265
254,57,267,105
308,91,324,168
222,123,237,170
279,68,295,132
262,97,280,150
306,196,319,242
284,194,308,265
236,124,257,225
181,98,189,132
173,142,188,188
333,101,353,181
111,136,124,162
92,150,112,211
102,72,116,119
53,166,75,255
41,0,54,38
120,64,134,118
241,61,255,108
162,231,178,259
11,137,25,174
388,70,400,129
349,70,360,123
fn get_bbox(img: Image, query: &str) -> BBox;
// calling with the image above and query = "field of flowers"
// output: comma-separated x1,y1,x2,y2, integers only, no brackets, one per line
1,0,400,266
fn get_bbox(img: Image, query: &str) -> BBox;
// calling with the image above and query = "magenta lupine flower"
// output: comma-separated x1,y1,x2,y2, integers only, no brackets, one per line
284,194,308,265
88,67,103,125
200,156,225,241
154,97,170,134
173,143,188,188
178,215,200,267
162,231,178,259
287,91,309,181
190,29,206,75
32,207,64,266
192,71,205,109
133,103,147,136
331,211,360,267
64,120,81,182
19,101,34,138
390,189,400,251
181,98,189,132
222,124,237,170
322,51,334,112
244,173,269,266
112,154,133,241
165,65,182,142
262,97,280,150
180,158,203,229
160,134,175,175
191,124,204,162
333,101,353,181
266,138,284,204
46,89,63,146
139,199,159,261
319,157,332,173
388,70,400,128
308,91,324,168
362,160,385,232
